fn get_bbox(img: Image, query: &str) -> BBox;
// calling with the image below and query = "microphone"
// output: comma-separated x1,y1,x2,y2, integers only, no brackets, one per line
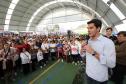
85,35,90,44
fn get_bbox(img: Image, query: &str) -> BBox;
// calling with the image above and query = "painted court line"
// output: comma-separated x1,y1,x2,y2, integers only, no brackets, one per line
41,63,65,84
29,60,60,84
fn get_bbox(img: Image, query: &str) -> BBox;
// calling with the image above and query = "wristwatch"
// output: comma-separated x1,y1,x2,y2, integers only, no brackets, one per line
92,51,97,56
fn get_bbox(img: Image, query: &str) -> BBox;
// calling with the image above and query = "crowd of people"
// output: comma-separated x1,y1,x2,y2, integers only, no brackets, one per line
0,33,88,84
0,19,126,84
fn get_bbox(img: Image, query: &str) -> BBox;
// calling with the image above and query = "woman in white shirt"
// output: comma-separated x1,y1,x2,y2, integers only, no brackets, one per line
41,40,49,65
20,48,31,74
70,40,79,65
49,40,56,61
63,41,71,62
37,48,43,68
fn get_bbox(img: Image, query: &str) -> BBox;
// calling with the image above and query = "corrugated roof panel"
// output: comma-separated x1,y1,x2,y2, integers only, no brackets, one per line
114,0,126,17
0,12,6,19
108,9,122,25
0,0,10,8
0,19,4,25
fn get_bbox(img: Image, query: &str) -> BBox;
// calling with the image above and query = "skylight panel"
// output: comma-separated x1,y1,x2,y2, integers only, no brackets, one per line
102,0,125,20
115,23,126,32
5,20,10,25
27,0,108,31
110,3,125,20
11,0,20,4
6,15,11,19
7,9,13,14
9,3,16,9
4,0,19,31
102,0,110,4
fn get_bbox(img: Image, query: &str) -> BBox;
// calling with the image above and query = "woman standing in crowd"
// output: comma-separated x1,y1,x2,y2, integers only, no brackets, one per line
0,43,15,83
49,40,57,61
20,48,31,75
41,40,49,66
30,46,37,71
0,44,4,79
10,42,19,77
57,41,64,62
75,38,82,63
70,40,79,65
37,48,44,68
80,40,87,62
63,41,71,62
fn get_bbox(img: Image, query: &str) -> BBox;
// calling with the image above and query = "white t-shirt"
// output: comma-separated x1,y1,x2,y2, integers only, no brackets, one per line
10,47,19,61
49,43,56,52
75,41,81,54
20,51,31,64
37,51,43,62
41,43,49,50
71,44,79,55
41,43,49,53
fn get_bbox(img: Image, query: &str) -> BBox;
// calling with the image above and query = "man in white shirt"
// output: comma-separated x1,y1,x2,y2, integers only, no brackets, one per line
83,19,116,84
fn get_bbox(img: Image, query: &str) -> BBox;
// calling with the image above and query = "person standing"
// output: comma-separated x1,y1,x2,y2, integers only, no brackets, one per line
41,40,49,65
20,48,31,74
83,19,116,84
70,40,79,65
37,48,44,68
0,43,15,83
57,41,64,62
49,40,57,61
63,41,71,62
105,27,117,44
112,31,126,84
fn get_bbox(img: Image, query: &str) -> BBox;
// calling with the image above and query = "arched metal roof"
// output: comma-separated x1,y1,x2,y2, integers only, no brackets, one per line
0,0,126,31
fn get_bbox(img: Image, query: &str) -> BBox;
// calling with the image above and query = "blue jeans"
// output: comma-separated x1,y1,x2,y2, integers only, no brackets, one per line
86,74,108,84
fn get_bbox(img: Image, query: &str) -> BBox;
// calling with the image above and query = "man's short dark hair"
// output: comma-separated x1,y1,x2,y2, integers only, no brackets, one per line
87,19,102,28
117,31,126,37
106,27,113,31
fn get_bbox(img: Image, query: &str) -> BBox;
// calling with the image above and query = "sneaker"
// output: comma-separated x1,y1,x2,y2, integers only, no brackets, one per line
44,64,46,66
75,63,77,66
72,61,75,64
80,61,83,63
61,59,63,62
40,66,43,68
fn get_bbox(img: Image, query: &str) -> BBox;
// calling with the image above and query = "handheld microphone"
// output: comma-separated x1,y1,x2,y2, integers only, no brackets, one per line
85,35,90,44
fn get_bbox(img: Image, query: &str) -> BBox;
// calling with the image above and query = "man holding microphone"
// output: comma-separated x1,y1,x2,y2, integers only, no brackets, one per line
83,19,116,84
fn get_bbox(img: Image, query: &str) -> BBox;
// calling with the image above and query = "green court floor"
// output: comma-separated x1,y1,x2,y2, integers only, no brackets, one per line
13,60,79,84
1,60,126,84
32,61,79,84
